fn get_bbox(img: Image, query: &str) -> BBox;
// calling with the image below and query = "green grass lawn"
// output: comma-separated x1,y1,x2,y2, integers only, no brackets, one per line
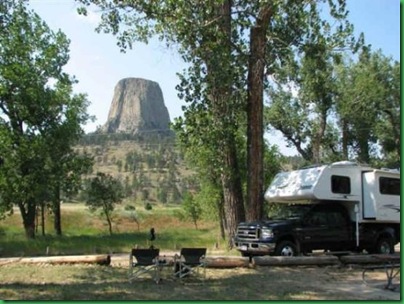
0,203,226,257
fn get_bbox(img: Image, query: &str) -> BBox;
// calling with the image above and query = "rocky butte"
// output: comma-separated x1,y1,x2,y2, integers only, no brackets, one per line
101,78,171,135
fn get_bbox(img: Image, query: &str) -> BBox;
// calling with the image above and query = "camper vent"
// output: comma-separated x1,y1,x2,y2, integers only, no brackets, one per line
330,161,358,167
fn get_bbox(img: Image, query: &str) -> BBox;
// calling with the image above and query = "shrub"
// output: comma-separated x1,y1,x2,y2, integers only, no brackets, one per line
124,204,136,211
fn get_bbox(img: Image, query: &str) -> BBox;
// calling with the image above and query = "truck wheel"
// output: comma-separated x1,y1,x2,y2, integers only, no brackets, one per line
275,241,298,256
374,236,395,254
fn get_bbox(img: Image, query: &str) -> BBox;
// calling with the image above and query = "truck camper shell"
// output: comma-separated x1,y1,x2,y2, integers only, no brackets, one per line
264,161,400,223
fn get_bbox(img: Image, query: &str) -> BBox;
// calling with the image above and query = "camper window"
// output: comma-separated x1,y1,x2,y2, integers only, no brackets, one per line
331,175,351,194
379,177,400,195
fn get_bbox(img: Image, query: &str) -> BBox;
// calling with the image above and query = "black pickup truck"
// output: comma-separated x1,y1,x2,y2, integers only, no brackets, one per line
234,202,398,256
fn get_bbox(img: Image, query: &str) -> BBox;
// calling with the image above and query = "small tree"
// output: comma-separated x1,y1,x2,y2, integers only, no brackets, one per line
85,172,124,235
182,192,202,230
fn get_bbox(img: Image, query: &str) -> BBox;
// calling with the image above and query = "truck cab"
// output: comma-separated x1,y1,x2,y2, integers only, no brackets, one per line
235,202,354,256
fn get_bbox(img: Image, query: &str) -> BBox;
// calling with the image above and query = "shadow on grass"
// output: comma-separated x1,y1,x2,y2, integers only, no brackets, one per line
0,265,400,300
0,267,309,300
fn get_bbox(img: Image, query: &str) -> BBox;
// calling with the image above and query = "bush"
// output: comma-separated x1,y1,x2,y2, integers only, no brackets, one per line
124,204,136,211
144,202,153,211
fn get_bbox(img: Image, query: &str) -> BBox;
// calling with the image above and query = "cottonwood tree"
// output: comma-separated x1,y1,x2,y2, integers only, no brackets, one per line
266,2,359,164
85,172,124,235
77,0,356,240
269,43,400,167
335,48,400,166
0,1,92,238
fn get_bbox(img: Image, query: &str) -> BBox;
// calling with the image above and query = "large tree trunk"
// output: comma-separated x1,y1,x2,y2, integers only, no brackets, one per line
220,139,245,246
52,185,62,236
246,6,272,221
312,110,327,164
357,133,370,164
216,190,226,240
19,199,37,239
207,0,245,245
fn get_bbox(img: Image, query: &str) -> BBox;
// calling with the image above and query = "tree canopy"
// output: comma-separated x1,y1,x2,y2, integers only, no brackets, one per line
0,0,92,238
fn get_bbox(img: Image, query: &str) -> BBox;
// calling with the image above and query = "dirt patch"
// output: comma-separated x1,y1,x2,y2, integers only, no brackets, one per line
0,255,399,300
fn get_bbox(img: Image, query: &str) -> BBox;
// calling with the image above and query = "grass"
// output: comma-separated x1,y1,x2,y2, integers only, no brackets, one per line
0,265,301,300
0,203,400,301
0,263,399,300
0,203,227,257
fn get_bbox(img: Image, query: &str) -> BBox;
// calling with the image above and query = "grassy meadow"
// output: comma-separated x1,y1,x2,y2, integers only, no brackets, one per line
0,202,227,258
1,203,400,301
0,138,228,258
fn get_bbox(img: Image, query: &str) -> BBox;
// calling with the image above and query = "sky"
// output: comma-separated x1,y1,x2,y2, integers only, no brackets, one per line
28,0,400,156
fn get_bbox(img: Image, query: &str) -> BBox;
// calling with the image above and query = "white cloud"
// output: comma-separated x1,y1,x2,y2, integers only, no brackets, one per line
74,8,101,26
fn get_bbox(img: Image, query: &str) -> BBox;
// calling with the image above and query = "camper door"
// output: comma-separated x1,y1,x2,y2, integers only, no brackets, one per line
362,171,400,221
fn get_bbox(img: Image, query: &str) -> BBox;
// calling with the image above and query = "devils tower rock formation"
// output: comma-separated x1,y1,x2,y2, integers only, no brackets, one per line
102,78,171,135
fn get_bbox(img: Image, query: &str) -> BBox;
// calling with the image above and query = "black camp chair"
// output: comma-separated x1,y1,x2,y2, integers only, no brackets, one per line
129,248,161,284
174,247,207,280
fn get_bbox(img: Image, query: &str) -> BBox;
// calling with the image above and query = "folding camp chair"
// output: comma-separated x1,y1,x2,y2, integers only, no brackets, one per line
128,248,161,284
174,248,207,280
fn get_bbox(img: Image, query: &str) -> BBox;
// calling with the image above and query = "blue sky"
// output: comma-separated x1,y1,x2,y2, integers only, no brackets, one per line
29,0,400,155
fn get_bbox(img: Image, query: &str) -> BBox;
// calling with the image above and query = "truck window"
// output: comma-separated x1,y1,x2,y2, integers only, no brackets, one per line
379,177,400,195
307,211,328,226
267,203,312,220
331,175,351,194
327,211,346,227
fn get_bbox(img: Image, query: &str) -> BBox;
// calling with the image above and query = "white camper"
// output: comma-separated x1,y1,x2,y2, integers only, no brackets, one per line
264,161,400,224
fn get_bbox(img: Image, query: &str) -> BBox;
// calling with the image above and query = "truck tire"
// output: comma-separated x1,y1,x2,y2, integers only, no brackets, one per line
275,241,298,256
374,236,395,254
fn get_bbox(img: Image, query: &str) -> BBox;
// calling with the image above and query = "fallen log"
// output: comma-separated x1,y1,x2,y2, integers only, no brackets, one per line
205,256,250,268
252,255,340,267
339,254,400,265
0,254,111,266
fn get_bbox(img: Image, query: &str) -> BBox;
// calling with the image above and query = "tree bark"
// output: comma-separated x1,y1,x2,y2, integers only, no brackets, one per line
217,191,226,240
252,255,339,266
205,256,250,268
220,138,245,246
206,0,245,245
0,254,111,266
246,6,272,221
357,131,370,164
106,210,113,235
53,185,62,236
19,199,36,239
339,254,400,265
312,109,327,164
